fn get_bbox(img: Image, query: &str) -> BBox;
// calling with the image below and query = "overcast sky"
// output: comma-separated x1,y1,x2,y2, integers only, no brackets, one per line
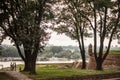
48,32,119,47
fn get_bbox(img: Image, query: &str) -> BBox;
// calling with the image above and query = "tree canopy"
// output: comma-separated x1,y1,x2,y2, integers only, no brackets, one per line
83,0,120,70
51,0,120,70
0,0,120,72
0,0,54,73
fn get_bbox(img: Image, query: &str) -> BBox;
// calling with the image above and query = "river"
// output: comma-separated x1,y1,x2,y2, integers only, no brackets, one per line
0,60,75,69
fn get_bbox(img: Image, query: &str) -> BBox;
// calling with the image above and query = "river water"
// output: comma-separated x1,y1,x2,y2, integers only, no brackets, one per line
0,60,74,69
0,61,23,69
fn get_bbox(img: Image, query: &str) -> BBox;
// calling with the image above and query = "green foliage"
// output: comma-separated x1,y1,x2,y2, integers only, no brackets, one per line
39,46,81,59
0,45,3,56
50,46,64,54
94,0,113,9
0,0,55,50
52,0,91,40
0,45,24,57
56,50,72,58
0,0,56,73
83,0,120,70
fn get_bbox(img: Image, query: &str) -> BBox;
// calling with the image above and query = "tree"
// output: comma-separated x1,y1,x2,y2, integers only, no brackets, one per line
39,45,81,60
50,46,63,54
0,45,3,56
83,0,120,70
1,45,21,57
0,0,53,73
116,25,120,44
51,0,91,69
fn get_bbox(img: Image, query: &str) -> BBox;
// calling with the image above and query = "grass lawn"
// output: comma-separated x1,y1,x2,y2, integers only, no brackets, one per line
109,50,120,54
20,65,120,80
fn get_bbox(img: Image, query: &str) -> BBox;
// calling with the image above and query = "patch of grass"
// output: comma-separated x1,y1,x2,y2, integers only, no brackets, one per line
109,50,120,54
22,65,120,80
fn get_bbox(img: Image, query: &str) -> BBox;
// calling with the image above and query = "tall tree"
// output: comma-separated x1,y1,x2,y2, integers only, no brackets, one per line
0,0,53,73
83,0,120,70
51,0,91,69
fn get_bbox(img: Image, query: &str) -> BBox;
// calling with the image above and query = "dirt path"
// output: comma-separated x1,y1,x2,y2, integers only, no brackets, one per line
5,71,32,80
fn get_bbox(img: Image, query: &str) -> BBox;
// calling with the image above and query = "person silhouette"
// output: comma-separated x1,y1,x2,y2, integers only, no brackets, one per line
13,62,16,71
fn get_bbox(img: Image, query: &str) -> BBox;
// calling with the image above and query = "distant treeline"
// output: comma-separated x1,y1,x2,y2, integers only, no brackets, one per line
0,45,90,59
0,45,24,57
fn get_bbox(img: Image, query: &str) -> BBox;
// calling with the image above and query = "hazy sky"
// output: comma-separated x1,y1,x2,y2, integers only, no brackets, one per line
48,32,120,47
48,32,77,46
2,32,120,47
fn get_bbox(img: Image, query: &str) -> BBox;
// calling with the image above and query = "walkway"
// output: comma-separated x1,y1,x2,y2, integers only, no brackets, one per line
5,71,32,80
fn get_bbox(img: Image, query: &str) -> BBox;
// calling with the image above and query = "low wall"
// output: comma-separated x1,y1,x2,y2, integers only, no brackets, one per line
87,54,120,69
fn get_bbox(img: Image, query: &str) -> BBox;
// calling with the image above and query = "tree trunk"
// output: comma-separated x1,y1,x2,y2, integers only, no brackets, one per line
81,53,86,69
23,47,31,72
77,39,86,69
30,58,36,74
23,54,37,74
23,59,31,71
81,30,86,69
96,58,103,70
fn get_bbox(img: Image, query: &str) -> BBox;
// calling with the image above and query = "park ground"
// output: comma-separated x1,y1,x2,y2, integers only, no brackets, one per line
1,64,120,80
